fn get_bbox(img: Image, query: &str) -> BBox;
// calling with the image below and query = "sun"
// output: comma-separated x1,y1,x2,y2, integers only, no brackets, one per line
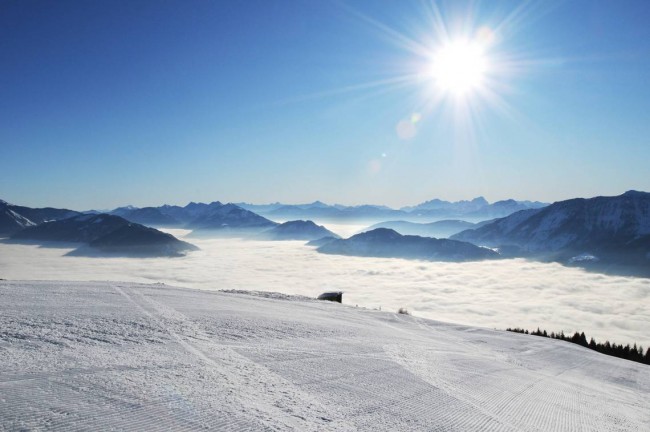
428,40,488,97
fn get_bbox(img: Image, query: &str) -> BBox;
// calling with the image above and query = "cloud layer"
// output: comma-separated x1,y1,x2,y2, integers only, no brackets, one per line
1,229,649,347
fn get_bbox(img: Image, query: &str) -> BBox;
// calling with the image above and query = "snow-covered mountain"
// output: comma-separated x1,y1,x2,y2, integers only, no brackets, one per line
0,200,36,236
451,208,544,248
318,228,499,261
259,220,340,241
0,199,80,236
12,214,130,243
452,191,650,273
5,204,80,224
10,214,196,257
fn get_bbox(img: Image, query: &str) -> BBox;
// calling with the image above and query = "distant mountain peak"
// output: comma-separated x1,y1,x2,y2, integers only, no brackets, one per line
493,199,518,206
308,200,329,208
623,190,647,197
350,227,402,241
281,220,319,228
260,219,339,241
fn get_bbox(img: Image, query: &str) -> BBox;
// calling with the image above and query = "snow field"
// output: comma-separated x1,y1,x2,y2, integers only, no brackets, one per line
1,280,648,431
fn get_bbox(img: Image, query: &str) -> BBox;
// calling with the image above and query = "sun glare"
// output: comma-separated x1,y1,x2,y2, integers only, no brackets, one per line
429,40,488,96
303,4,519,138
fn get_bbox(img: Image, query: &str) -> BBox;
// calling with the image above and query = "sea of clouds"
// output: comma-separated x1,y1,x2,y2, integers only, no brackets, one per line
1,226,649,347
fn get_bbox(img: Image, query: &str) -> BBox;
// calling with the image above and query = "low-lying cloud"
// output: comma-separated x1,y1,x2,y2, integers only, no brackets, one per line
1,229,649,347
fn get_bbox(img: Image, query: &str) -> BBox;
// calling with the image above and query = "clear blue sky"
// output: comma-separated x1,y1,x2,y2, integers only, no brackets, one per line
2,0,649,210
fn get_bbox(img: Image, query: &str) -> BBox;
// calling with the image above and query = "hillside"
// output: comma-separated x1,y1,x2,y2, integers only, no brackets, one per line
318,228,499,261
451,191,650,273
4,204,79,224
1,280,647,431
0,201,35,236
0,199,79,236
10,214,197,257
84,224,198,257
360,219,479,238
259,220,340,241
11,213,130,243
186,203,277,232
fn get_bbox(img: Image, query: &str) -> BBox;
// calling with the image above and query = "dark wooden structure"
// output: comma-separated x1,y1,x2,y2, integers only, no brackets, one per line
317,291,343,303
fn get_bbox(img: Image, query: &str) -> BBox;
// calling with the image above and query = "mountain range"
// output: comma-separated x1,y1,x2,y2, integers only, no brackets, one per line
451,191,650,275
237,197,548,223
3,191,649,274
110,201,277,233
74,197,549,230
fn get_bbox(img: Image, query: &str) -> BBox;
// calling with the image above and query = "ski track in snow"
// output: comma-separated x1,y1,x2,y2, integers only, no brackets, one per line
0,281,648,431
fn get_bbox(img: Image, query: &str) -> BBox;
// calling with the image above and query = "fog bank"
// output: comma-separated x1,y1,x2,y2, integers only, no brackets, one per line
1,230,648,347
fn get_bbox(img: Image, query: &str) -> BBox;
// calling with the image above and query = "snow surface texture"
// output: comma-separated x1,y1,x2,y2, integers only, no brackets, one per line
1,281,648,431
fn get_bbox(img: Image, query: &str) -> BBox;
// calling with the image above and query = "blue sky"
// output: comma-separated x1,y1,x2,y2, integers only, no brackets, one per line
1,0,650,210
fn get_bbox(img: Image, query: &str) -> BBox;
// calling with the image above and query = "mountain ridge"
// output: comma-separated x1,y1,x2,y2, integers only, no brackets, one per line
451,191,650,275
259,220,340,241
10,214,197,257
318,228,499,262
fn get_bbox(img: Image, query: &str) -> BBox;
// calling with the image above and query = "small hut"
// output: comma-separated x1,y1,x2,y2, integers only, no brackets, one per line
317,291,342,303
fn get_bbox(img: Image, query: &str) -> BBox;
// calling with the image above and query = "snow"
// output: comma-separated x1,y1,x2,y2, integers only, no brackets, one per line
7,209,36,228
569,254,600,263
1,280,648,431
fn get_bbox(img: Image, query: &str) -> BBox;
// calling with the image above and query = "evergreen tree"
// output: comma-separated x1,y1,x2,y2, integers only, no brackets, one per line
579,332,588,347
505,326,648,365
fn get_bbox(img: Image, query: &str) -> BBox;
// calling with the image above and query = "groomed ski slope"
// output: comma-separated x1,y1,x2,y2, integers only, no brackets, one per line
1,281,648,431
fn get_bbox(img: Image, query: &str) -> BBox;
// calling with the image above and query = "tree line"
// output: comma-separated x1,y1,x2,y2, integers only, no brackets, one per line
506,327,650,365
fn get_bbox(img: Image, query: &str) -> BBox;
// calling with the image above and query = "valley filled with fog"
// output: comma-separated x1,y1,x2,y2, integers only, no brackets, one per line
1,225,648,348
